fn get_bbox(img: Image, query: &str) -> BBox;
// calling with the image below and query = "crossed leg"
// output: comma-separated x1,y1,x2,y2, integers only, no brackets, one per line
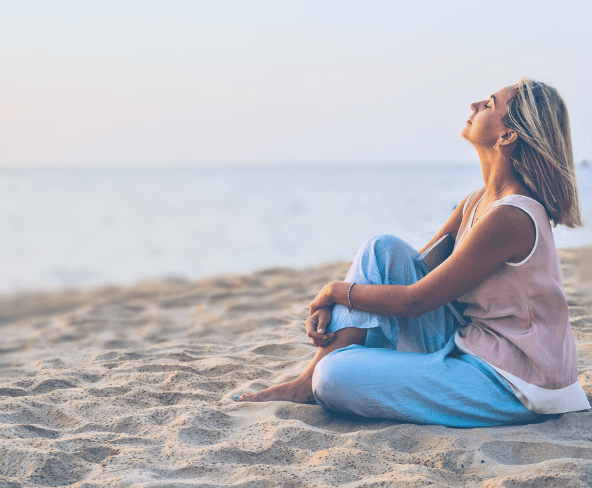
235,327,367,404
235,234,429,405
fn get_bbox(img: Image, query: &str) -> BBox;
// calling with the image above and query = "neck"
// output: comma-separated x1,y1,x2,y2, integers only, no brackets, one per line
475,145,521,196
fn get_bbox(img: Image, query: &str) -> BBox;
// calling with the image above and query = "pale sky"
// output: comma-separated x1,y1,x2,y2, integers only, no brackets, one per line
1,0,591,167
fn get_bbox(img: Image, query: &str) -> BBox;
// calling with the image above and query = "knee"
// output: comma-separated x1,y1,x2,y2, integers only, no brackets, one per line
356,234,417,275
312,351,353,407
312,353,338,393
361,234,414,257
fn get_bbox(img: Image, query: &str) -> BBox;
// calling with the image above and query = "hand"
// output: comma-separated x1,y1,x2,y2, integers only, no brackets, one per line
309,282,336,316
305,307,335,347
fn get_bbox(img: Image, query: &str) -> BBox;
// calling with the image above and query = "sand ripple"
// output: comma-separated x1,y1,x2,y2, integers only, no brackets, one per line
1,250,591,486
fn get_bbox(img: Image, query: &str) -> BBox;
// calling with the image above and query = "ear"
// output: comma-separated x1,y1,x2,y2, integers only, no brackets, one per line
498,128,518,146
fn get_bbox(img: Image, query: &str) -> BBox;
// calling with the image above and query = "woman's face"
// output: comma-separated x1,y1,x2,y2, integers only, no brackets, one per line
461,85,514,148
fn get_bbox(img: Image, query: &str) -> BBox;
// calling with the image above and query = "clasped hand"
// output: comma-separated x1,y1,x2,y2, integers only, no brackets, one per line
305,282,337,347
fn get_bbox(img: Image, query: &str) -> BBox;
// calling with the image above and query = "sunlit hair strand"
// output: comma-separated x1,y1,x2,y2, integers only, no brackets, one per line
503,78,582,228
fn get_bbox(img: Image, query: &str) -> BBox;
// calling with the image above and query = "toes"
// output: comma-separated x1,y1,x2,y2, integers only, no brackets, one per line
234,392,260,402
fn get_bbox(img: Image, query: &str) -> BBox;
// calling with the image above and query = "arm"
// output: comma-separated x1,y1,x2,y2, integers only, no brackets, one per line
310,204,536,318
307,190,474,316
418,190,477,254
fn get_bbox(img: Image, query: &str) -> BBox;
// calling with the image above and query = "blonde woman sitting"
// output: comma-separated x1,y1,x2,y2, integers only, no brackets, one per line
235,78,589,427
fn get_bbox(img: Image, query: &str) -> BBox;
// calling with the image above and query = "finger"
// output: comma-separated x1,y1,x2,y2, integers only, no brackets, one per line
316,314,331,335
313,334,334,347
308,328,333,341
316,318,325,334
307,326,323,339
310,335,334,345
307,328,322,339
305,317,318,336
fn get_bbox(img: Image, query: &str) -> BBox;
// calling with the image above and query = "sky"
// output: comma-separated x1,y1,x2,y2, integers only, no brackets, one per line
1,0,591,167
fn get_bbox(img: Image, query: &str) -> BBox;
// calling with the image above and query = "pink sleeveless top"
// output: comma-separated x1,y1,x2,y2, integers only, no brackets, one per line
453,189,589,413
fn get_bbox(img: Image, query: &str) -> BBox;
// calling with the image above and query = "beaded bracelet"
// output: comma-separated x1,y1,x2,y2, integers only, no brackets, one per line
347,282,356,313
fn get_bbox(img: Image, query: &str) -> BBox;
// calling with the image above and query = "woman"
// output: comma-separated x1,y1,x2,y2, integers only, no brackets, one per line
235,78,590,427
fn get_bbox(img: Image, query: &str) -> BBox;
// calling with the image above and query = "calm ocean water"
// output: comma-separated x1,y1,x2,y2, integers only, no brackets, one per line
0,164,590,294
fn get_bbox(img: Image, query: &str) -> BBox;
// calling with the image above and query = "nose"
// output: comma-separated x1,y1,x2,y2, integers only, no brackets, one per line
470,102,478,113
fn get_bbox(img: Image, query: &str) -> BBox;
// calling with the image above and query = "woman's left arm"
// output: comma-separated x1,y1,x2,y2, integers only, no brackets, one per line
309,204,536,318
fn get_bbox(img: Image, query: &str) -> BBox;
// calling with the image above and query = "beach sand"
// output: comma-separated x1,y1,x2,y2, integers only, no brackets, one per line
1,247,591,487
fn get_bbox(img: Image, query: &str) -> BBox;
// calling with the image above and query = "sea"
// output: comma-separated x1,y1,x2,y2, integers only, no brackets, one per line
1,164,590,294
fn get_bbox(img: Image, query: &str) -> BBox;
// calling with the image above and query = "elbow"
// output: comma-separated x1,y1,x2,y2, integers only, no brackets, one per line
408,299,438,319
390,286,427,319
408,306,424,319
402,287,432,318
404,296,426,319
401,286,424,319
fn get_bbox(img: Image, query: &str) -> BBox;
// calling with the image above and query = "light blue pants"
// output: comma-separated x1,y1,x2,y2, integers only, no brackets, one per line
311,234,541,427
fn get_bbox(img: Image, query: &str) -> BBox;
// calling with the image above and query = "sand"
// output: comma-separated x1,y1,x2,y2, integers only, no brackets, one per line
1,247,591,487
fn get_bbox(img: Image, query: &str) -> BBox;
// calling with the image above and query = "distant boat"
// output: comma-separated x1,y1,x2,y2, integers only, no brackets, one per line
582,160,589,167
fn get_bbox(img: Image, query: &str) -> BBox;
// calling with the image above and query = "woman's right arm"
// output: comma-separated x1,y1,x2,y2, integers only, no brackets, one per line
418,190,481,254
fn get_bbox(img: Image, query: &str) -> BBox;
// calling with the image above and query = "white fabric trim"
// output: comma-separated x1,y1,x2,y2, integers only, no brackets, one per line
463,188,482,216
492,202,539,267
468,191,485,228
454,332,591,414
511,194,545,208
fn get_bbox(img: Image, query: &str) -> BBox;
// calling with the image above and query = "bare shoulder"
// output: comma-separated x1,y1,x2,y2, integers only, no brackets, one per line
476,203,537,263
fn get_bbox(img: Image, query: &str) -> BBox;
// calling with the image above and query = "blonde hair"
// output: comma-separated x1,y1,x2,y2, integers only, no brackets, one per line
504,78,583,228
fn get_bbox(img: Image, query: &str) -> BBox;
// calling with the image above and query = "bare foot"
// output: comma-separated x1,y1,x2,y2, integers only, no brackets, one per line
234,377,315,404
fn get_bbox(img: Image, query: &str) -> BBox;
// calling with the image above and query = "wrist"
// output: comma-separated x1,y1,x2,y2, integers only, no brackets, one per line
329,282,346,306
328,281,341,301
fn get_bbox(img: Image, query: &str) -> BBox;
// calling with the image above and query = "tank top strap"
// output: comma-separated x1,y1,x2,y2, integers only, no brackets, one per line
490,194,547,220
463,187,485,216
